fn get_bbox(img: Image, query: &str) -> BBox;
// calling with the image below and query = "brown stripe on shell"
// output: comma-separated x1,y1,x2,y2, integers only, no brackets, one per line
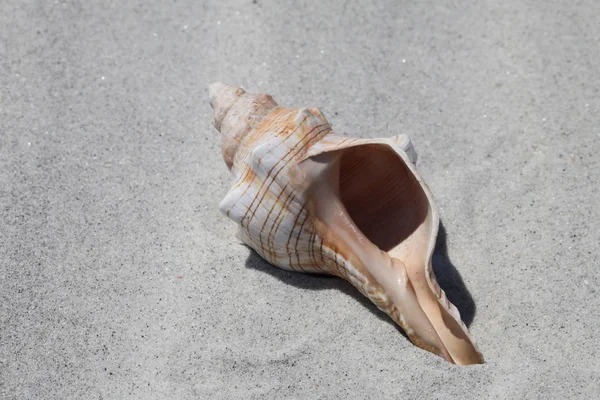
257,182,289,256
285,205,306,271
241,123,330,229
231,107,290,173
226,109,293,209
266,187,298,262
293,211,309,272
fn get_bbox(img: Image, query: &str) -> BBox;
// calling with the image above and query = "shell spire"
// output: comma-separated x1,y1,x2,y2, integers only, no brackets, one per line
209,82,278,170
210,82,484,365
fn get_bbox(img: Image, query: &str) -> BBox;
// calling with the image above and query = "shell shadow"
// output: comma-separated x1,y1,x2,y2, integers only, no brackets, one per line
244,220,476,328
244,246,395,327
431,222,476,326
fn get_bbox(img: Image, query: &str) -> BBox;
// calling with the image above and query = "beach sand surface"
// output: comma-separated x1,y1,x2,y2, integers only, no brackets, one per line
1,1,599,398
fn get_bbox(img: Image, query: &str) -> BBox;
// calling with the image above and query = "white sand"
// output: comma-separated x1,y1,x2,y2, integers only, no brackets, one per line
1,0,599,398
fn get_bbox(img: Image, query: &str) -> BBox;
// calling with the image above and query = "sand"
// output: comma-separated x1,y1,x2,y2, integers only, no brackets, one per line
1,0,599,398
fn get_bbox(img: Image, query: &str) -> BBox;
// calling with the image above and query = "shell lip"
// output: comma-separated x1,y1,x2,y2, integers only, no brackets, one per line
394,146,484,365
300,136,483,364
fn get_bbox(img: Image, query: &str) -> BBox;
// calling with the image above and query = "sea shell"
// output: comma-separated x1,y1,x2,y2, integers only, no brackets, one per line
209,82,484,365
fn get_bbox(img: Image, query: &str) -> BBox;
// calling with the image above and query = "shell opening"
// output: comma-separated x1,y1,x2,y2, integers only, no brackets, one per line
338,144,429,253
314,143,484,365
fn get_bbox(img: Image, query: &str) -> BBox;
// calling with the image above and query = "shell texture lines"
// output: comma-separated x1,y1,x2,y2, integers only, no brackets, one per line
210,82,484,365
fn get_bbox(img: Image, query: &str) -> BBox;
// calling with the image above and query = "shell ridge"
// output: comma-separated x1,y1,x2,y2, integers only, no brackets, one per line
238,114,314,226
293,211,312,271
285,205,307,271
266,187,299,261
240,122,330,230
257,181,290,257
231,106,287,173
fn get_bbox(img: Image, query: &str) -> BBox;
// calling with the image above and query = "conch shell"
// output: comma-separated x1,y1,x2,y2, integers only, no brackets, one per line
210,82,484,365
